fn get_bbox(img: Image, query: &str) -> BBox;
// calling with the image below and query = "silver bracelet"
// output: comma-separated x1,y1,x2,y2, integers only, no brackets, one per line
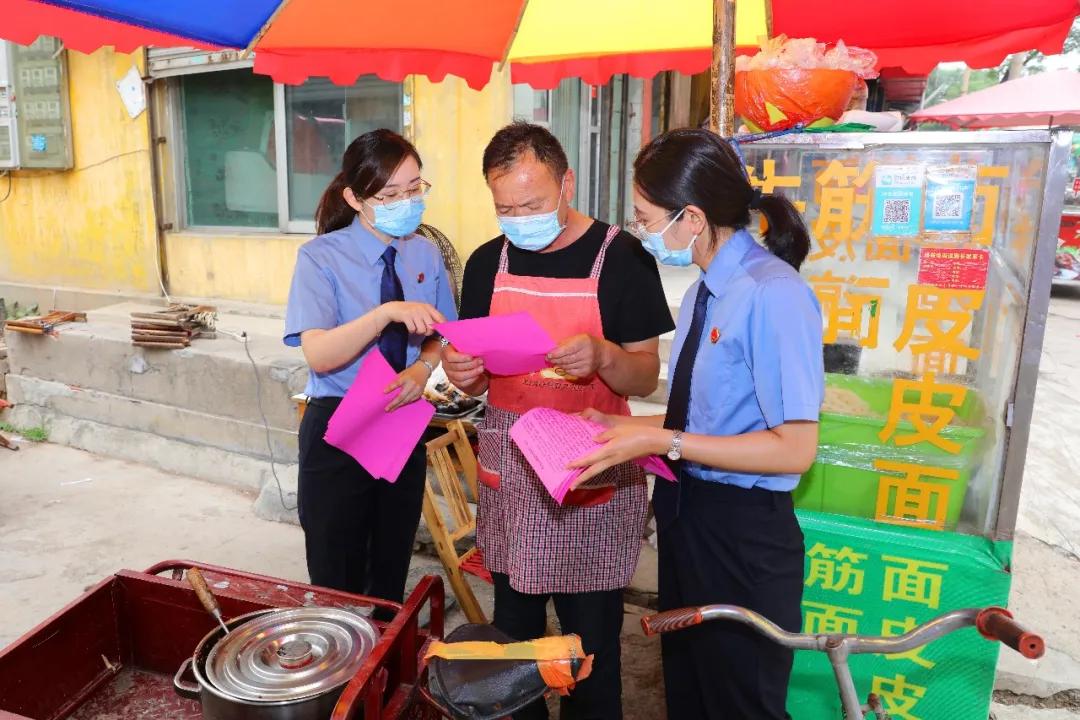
419,358,436,375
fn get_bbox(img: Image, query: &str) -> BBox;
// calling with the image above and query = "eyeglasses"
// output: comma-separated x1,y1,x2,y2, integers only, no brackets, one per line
372,179,432,204
625,210,678,237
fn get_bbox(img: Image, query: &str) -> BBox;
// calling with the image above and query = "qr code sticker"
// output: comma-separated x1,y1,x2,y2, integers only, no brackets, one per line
933,192,963,219
882,198,911,225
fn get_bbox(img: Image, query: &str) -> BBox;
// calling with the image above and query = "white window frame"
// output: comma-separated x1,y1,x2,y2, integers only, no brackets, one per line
512,85,554,128
151,50,407,236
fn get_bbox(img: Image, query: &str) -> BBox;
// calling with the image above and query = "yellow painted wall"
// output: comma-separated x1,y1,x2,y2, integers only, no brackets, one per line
165,68,513,305
412,68,512,258
164,231,304,304
0,50,510,306
0,49,160,294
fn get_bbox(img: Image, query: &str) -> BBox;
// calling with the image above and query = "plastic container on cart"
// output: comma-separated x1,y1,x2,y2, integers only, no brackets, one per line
796,373,988,529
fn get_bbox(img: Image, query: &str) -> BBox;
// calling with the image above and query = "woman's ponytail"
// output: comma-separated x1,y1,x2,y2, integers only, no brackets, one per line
315,172,355,236
634,128,812,271
757,193,811,270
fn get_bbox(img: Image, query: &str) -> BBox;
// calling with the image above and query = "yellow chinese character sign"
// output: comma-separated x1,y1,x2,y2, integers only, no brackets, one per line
809,272,889,348
879,373,968,453
874,459,958,531
974,166,1009,246
803,601,864,634
806,542,868,595
872,674,927,720
894,285,985,375
810,160,875,262
866,235,915,263
881,617,937,669
882,555,949,609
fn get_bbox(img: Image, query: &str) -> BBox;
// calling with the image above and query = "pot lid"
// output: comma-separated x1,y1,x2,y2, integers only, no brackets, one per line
205,606,379,702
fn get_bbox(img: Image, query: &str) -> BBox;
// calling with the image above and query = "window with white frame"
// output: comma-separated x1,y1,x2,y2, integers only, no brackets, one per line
156,59,404,234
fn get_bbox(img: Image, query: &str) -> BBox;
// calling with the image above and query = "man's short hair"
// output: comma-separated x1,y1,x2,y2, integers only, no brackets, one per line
482,121,569,181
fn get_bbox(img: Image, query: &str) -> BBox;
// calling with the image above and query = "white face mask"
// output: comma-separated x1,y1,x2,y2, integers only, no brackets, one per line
629,209,698,266
496,178,566,251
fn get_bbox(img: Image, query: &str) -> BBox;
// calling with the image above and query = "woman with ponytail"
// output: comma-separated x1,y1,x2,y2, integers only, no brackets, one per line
570,128,824,719
284,129,456,611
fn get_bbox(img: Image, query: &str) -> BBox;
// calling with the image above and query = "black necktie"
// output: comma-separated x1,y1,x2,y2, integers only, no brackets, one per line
665,281,712,432
379,245,408,372
655,281,711,528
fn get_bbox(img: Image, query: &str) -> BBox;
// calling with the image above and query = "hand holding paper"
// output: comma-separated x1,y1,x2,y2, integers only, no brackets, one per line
510,408,676,505
434,312,556,376
323,349,435,483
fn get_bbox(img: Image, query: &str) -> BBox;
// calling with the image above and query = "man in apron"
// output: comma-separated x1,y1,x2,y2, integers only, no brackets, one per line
444,122,674,720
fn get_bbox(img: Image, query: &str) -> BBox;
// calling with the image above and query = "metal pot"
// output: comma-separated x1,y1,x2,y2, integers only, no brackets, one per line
174,607,380,719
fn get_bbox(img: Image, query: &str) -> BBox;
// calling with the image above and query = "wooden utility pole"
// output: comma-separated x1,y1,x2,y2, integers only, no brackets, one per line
710,0,737,135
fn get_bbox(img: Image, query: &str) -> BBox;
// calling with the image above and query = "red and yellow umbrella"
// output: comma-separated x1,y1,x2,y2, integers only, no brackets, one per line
0,0,1075,89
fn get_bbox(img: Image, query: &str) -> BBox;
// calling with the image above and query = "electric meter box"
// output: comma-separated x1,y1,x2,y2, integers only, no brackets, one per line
0,37,74,170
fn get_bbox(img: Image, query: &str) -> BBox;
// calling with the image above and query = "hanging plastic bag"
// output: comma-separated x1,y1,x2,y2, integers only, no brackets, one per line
735,36,879,132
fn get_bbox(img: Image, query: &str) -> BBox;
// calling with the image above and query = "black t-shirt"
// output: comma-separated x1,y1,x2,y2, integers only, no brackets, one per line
458,220,675,344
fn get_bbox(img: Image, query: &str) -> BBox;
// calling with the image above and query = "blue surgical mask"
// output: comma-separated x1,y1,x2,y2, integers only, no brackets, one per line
367,196,425,237
630,209,697,267
497,183,566,251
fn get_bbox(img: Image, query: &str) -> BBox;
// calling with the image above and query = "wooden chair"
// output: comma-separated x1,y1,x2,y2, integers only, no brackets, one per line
423,419,491,624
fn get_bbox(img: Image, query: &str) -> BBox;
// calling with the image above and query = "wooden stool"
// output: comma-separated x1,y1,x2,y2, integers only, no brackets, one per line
423,419,490,623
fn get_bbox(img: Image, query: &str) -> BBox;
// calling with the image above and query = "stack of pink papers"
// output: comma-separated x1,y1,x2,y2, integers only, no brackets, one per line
434,312,556,376
323,349,436,483
509,407,677,505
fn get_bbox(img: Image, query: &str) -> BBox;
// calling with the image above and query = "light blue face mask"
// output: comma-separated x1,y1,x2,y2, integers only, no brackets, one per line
631,208,698,267
497,182,566,251
367,196,425,237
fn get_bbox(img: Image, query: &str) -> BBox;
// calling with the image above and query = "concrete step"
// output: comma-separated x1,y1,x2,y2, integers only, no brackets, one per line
4,302,306,431
2,399,297,497
3,302,306,521
5,374,297,463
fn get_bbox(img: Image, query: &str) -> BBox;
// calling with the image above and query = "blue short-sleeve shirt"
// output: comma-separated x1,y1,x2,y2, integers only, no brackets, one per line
284,217,458,398
668,229,824,491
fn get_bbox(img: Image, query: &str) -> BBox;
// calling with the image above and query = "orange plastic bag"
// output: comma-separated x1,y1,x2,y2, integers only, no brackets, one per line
735,67,860,132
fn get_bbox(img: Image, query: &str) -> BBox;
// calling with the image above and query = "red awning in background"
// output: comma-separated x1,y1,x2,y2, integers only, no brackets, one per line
771,0,1080,75
0,0,1076,88
911,69,1080,128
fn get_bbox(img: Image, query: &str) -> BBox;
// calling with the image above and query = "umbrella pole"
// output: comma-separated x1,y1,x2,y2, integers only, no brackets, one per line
710,0,737,135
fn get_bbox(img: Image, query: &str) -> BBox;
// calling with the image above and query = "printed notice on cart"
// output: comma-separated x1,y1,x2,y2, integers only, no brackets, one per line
917,246,990,290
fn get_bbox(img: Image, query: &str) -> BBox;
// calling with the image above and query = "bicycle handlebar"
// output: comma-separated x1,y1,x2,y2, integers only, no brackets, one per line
641,607,702,635
642,604,1045,660
976,607,1044,659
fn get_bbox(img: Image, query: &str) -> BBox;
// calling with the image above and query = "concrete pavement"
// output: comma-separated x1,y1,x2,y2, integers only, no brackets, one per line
1,287,1079,718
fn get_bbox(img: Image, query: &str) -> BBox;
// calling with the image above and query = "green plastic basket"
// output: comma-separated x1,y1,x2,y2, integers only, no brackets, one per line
795,374,988,529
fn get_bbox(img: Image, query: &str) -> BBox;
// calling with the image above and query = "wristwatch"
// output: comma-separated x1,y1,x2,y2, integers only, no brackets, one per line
666,430,684,462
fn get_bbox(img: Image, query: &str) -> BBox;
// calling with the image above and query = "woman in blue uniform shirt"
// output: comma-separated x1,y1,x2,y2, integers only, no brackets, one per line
572,128,824,719
284,129,457,610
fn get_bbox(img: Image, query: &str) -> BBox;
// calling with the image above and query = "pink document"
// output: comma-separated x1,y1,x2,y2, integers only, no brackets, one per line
323,349,435,483
509,408,677,505
434,312,556,376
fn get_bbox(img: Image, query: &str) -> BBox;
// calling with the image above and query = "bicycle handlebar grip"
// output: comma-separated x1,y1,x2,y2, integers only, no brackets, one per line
641,608,704,636
976,607,1045,659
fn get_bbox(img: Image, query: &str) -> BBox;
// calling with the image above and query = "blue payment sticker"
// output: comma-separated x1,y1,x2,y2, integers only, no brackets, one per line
30,134,47,153
924,165,977,232
872,165,923,237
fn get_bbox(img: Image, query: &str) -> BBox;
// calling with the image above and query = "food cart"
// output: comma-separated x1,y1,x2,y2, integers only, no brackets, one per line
0,561,444,719
736,129,1070,719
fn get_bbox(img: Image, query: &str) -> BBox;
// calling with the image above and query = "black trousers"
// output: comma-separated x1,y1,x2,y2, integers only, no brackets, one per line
297,398,427,610
491,572,625,720
656,478,805,720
